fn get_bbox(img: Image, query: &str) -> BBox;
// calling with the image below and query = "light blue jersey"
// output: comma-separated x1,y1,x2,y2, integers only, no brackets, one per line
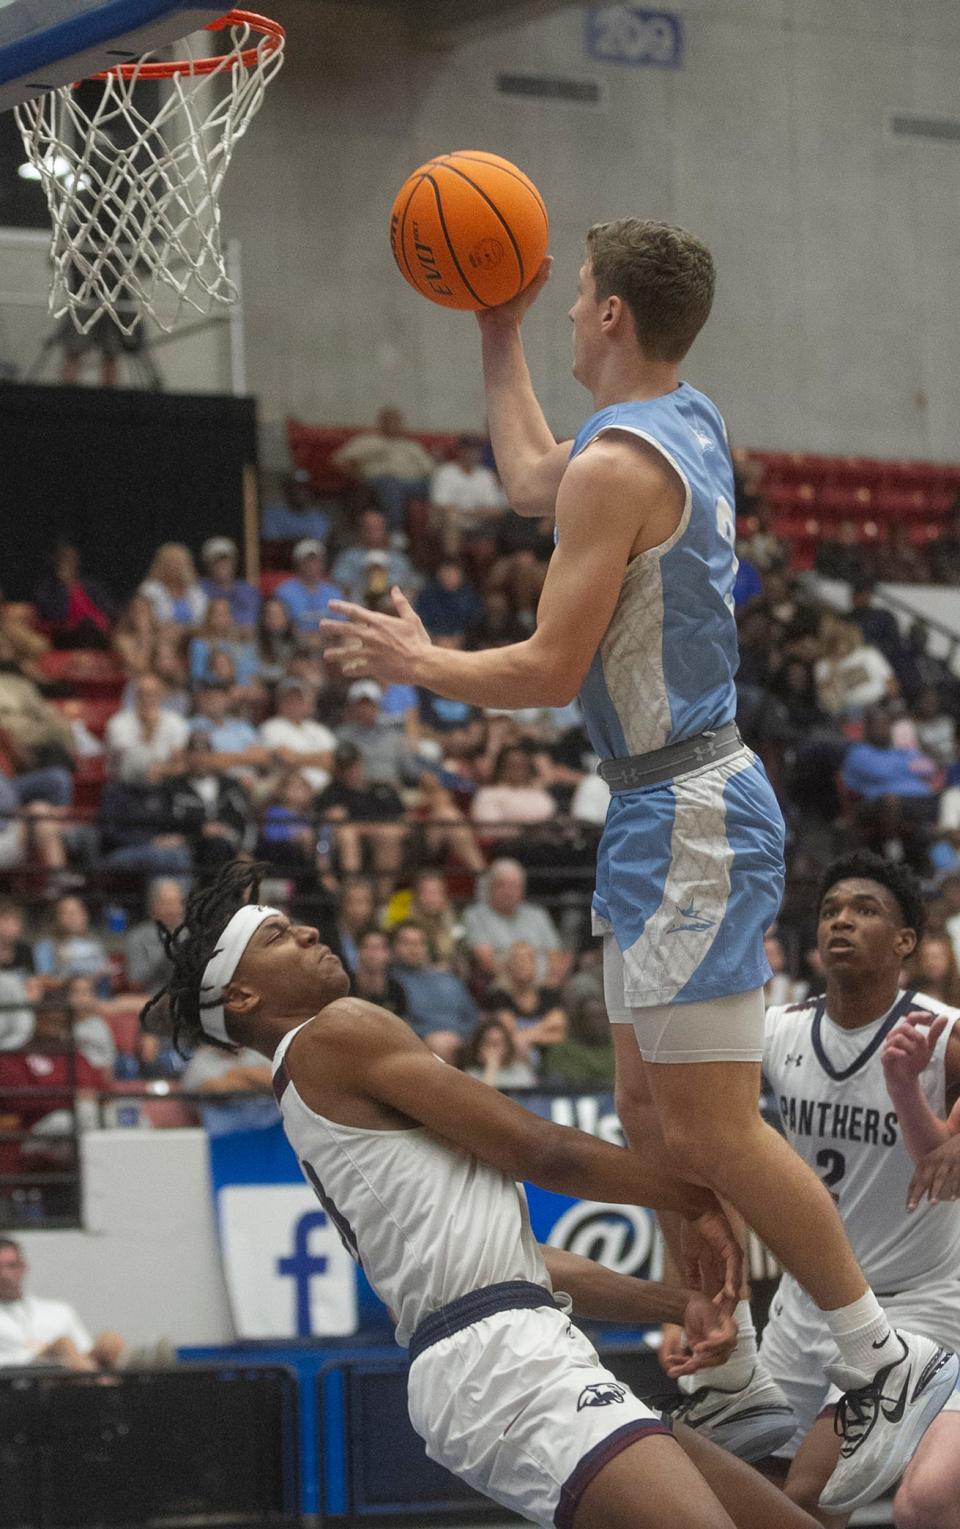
568,384,786,1007
572,385,738,757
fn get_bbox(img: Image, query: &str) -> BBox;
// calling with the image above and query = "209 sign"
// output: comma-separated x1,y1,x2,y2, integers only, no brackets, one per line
586,6,684,69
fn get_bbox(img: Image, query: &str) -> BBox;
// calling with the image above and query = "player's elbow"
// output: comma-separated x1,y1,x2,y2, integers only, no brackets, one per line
542,674,579,708
524,1124,582,1195
532,651,584,708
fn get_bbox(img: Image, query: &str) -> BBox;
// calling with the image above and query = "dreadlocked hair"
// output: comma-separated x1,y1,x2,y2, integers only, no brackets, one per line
817,849,926,938
140,860,266,1056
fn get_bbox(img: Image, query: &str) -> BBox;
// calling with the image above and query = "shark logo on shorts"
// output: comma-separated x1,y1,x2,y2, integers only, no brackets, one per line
577,1382,626,1411
665,902,717,935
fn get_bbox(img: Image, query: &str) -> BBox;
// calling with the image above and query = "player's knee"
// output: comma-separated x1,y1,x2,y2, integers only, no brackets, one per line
657,1118,731,1182
614,1078,652,1142
894,1471,960,1529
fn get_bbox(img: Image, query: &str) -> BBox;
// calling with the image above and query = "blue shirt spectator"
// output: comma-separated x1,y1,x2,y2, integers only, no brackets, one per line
841,711,940,800
390,922,477,1042
261,470,331,544
389,917,476,1039
733,554,763,608
380,682,418,729
199,537,261,629
415,558,484,637
188,682,264,777
188,637,258,687
330,510,418,601
276,540,341,635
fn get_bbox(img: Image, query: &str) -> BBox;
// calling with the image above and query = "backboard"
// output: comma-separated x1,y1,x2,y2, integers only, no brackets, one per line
0,0,226,112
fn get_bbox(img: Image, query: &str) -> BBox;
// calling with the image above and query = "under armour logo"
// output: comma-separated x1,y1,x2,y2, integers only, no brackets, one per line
784,1053,803,1067
666,902,717,934
577,1382,626,1411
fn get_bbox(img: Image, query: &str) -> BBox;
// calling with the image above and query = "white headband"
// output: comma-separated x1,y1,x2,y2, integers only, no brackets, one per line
199,905,281,1045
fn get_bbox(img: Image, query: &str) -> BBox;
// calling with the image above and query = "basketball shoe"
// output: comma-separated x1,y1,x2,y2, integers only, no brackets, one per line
662,1363,797,1461
819,1330,959,1514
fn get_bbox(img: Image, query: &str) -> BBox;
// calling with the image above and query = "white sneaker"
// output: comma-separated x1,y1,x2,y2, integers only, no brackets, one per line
665,1364,798,1462
819,1329,959,1514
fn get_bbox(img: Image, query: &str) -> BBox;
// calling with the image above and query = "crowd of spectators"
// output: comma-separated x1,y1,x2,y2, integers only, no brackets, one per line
2,412,960,1218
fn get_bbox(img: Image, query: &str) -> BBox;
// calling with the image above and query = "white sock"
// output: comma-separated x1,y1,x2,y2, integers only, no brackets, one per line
824,1289,901,1379
679,1300,758,1394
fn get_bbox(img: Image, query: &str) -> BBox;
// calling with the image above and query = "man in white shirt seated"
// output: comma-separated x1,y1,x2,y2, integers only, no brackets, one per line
104,673,189,784
430,434,508,562
331,407,435,533
259,677,336,793
0,1237,125,1371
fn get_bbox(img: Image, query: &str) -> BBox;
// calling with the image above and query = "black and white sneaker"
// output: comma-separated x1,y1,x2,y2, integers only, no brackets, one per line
819,1330,959,1514
662,1364,797,1462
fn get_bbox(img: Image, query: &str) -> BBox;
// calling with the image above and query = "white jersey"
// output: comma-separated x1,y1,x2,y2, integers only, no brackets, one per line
272,1022,547,1347
764,988,960,1293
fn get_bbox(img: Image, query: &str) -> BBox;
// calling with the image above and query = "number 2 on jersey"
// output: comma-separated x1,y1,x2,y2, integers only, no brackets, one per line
816,1147,847,1203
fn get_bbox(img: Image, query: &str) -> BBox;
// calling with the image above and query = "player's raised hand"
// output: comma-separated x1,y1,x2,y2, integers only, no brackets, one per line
881,1011,948,1090
475,257,552,332
661,1295,737,1378
320,588,432,685
907,1133,960,1210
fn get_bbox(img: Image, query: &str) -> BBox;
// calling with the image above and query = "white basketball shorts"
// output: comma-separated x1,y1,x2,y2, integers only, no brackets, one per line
407,1297,672,1527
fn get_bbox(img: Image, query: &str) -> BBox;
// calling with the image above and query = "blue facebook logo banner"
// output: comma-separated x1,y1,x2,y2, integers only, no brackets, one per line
276,1210,328,1336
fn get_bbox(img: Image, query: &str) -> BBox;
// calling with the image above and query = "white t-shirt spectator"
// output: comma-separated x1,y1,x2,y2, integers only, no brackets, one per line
0,973,33,1050
430,462,507,534
470,785,555,827
938,787,960,836
139,580,207,627
105,708,189,782
0,1295,92,1366
259,716,336,793
333,434,434,483
814,645,894,716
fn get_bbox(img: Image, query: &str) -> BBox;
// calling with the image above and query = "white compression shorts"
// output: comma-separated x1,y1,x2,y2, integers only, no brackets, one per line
603,933,766,1064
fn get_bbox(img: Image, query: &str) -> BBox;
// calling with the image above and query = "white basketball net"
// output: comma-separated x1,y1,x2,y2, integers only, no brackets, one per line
14,11,284,335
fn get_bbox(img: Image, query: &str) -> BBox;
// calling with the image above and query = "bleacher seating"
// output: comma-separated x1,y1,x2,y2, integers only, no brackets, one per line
741,449,960,569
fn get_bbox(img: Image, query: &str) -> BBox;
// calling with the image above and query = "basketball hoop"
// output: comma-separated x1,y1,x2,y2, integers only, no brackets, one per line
14,10,285,335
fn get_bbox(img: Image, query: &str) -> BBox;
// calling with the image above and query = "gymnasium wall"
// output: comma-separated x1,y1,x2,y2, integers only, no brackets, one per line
18,1130,235,1347
220,0,960,461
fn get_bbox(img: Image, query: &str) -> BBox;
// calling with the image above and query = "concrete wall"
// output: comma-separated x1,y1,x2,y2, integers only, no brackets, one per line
218,0,960,458
17,1130,235,1349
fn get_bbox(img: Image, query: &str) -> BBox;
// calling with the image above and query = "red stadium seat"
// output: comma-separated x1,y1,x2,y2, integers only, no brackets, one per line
105,1008,142,1056
140,1097,200,1129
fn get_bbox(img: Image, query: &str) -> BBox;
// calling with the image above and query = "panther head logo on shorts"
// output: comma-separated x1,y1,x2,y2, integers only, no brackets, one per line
576,1381,626,1411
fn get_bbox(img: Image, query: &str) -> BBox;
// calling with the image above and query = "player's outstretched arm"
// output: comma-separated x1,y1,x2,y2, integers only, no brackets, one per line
539,1245,736,1375
296,999,740,1298
321,439,657,708
475,258,571,518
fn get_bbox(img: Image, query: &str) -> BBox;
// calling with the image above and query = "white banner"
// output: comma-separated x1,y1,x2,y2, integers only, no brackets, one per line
218,1183,358,1339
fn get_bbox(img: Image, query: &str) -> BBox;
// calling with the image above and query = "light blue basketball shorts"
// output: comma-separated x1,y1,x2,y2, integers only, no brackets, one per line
593,745,786,1011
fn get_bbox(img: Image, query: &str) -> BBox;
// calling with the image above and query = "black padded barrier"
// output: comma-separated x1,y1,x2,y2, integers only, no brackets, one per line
0,1364,299,1529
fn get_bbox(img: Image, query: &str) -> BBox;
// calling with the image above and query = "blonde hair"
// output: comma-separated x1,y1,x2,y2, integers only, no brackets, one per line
147,543,198,593
820,616,862,662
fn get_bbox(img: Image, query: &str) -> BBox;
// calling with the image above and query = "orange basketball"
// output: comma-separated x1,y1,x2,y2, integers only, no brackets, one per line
389,150,549,311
